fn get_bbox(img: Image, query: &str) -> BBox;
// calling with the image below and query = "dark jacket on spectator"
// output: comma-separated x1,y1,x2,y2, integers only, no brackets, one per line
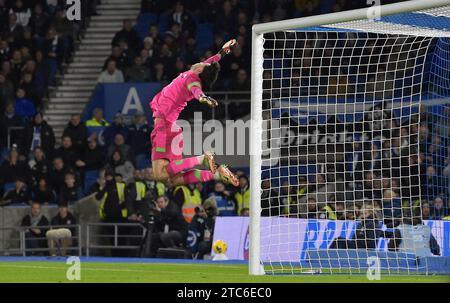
1,186,31,204
51,211,77,236
127,123,152,156
0,159,29,184
112,28,141,50
21,213,49,238
59,184,82,206
63,122,88,151
80,145,104,171
48,166,70,194
32,186,56,204
22,119,55,156
53,145,79,169
154,201,188,239
29,159,51,186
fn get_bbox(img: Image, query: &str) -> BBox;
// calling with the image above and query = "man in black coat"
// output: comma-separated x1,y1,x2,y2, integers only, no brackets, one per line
127,112,152,167
63,114,88,153
21,112,55,157
53,135,80,169
150,195,188,257
112,19,141,51
21,202,49,255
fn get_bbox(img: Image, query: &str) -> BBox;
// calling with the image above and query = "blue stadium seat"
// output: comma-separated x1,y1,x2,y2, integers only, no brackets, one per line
84,170,99,194
3,182,16,193
196,23,214,52
135,13,158,39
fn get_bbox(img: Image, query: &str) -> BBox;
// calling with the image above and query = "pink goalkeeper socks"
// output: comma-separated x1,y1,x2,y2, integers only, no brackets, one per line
166,156,201,177
182,170,214,184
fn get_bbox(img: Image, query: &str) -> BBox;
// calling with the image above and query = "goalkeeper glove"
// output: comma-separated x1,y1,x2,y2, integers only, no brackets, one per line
199,95,219,108
219,39,237,57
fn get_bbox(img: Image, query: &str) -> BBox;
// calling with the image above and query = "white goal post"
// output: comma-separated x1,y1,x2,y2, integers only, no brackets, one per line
249,0,450,276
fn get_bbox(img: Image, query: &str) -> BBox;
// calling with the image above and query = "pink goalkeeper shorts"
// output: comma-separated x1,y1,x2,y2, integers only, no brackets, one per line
151,118,184,162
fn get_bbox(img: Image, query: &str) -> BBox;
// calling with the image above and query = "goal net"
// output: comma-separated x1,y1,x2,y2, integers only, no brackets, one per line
249,0,450,276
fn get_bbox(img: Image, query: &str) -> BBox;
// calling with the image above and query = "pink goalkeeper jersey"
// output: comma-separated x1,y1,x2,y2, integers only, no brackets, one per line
150,54,221,123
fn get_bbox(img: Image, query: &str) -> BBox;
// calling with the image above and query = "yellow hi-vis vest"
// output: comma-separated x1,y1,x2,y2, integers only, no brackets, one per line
235,189,250,214
443,215,450,221
321,205,337,220
99,182,127,219
174,185,202,223
86,118,110,127
135,181,146,201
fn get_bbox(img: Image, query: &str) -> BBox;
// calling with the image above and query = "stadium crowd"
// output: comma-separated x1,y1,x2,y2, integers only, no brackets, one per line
0,0,448,257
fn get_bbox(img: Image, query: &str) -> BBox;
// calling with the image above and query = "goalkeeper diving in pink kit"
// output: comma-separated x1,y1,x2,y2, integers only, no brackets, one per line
149,39,239,187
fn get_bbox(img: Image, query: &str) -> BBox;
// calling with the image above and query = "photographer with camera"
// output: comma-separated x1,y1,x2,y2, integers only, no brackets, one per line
187,200,217,259
147,195,188,257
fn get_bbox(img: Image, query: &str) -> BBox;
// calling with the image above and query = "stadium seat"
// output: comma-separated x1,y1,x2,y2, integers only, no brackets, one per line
3,182,16,193
135,13,158,39
84,170,99,194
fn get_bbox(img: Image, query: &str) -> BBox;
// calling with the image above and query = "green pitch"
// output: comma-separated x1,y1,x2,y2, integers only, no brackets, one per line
0,261,448,283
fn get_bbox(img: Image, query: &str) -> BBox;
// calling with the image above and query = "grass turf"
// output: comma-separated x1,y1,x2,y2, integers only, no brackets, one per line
0,261,448,283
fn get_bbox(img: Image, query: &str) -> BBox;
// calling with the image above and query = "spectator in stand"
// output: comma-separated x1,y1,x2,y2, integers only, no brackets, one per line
188,203,217,259
9,0,31,27
127,111,151,165
21,202,49,256
204,181,236,216
51,8,74,62
98,59,124,83
0,176,31,205
3,13,24,48
382,189,403,227
32,177,55,205
126,55,151,82
104,45,128,71
21,112,55,157
0,73,15,105
42,27,64,86
105,149,135,184
59,171,82,206
29,3,50,37
96,169,127,223
261,180,280,216
28,146,50,187
0,102,22,148
0,147,28,184
215,0,238,35
235,174,250,215
431,196,448,220
172,183,203,223
169,1,196,36
150,195,188,257
14,87,35,118
421,201,432,220
63,114,88,153
48,157,70,193
85,107,109,127
106,133,133,162
53,135,79,169
112,19,141,51
142,167,167,199
75,137,104,172
19,72,42,108
152,62,170,85
103,112,128,147
48,204,77,256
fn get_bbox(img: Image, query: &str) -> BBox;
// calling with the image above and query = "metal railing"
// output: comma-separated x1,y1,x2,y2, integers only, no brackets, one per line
86,222,146,257
0,225,82,256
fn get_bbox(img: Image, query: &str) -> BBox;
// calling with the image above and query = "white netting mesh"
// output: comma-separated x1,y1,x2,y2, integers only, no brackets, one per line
256,13,450,275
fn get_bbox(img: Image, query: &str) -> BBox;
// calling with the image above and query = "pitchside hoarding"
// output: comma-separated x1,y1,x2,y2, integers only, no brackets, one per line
212,217,450,260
